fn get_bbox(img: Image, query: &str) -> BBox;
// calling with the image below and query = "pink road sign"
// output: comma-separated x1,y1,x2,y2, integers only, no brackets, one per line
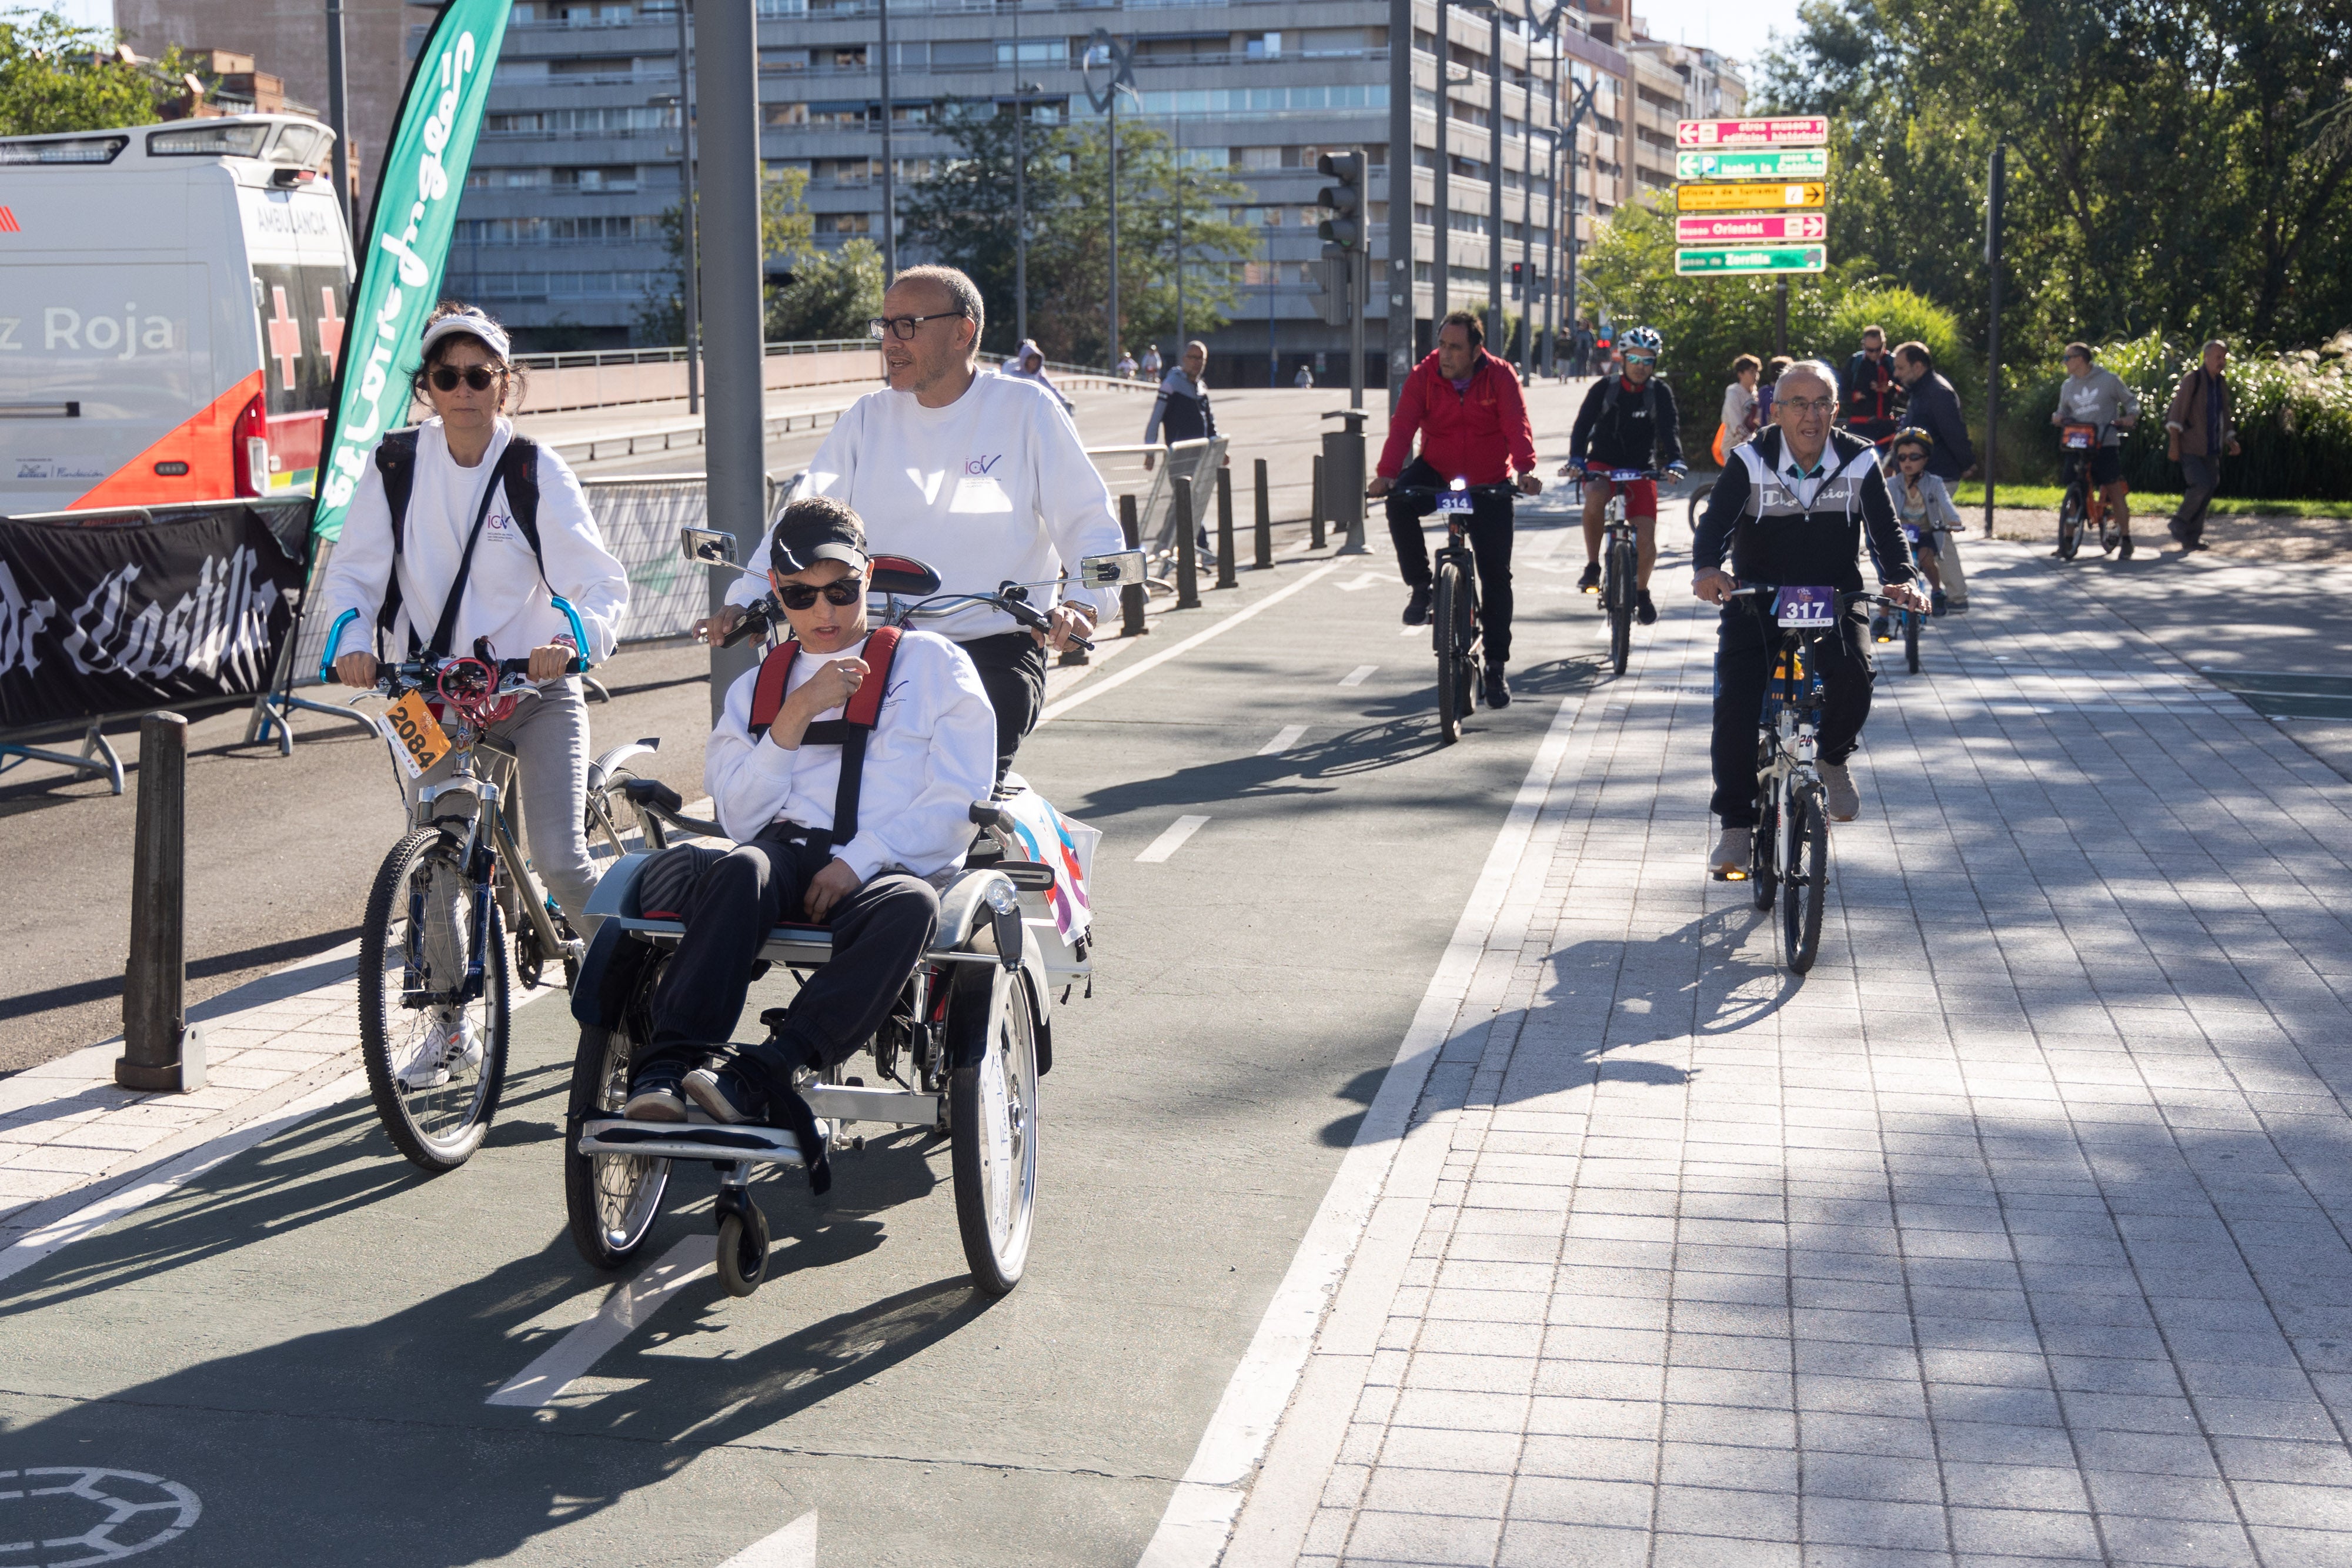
1675,213,1829,243
1676,117,1830,149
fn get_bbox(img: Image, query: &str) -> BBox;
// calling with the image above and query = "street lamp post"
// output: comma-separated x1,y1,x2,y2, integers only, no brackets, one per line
674,1,699,413
1082,31,1137,369
1486,6,1502,355
324,0,350,231
879,0,896,278
1013,80,1042,349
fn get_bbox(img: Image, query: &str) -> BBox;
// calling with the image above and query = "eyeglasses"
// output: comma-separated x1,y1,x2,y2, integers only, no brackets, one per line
774,577,866,610
868,312,968,342
429,365,502,392
1623,353,1656,365
1896,452,1928,464
1778,397,1835,416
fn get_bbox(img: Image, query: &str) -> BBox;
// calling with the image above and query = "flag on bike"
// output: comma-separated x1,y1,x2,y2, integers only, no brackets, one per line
310,0,515,544
1001,790,1097,943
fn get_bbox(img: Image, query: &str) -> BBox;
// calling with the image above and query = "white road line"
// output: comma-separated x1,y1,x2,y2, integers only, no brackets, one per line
1134,692,1589,1568
1399,624,1425,637
1038,561,1345,724
718,1511,817,1567
1134,815,1211,864
1334,572,1385,592
486,1236,713,1407
1255,724,1308,756
1337,665,1377,687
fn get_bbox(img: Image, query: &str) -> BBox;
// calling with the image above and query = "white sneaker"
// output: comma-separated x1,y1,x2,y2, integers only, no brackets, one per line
1820,762,1860,823
1710,825,1752,879
399,1015,480,1090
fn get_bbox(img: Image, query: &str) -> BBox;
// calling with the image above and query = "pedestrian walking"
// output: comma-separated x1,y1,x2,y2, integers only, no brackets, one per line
1756,355,1794,426
1000,337,1073,413
1294,365,1314,389
1140,344,1163,380
1889,342,1975,482
1716,354,1761,465
2163,339,2240,555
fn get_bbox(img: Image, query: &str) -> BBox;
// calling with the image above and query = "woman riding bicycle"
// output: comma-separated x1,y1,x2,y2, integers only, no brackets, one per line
320,303,630,957
1876,427,1963,632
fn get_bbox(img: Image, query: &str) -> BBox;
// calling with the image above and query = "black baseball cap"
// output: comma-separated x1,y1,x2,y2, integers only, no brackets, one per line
767,495,870,576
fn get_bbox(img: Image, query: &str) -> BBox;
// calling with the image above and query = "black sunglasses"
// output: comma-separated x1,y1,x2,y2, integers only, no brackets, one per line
429,365,503,392
774,577,866,610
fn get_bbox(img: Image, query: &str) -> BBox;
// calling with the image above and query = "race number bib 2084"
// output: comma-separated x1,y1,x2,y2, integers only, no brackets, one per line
379,690,452,779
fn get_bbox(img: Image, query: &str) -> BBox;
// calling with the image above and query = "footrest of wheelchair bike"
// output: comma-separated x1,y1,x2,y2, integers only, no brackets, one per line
576,1117,820,1166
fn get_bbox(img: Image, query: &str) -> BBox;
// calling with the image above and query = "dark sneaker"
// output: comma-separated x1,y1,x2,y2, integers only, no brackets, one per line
1578,562,1601,593
1930,588,1948,617
623,1061,689,1122
1482,662,1511,708
1402,583,1432,626
2119,534,2136,560
1872,617,1892,643
683,1061,770,1125
1635,590,1657,626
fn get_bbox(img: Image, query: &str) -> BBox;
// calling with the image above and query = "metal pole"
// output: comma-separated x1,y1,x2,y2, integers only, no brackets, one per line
1254,456,1273,568
1215,465,1237,589
1542,46,1561,379
1487,8,1503,355
1118,492,1148,636
1349,251,1366,410
1311,453,1325,548
1564,80,1582,363
699,0,768,720
118,712,202,1092
1775,278,1788,358
1174,115,1185,350
1014,92,1027,349
677,0,700,413
1174,476,1201,607
324,0,351,232
1984,142,2004,537
879,0,896,278
1108,88,1120,366
1434,1,1449,322
1385,0,1416,409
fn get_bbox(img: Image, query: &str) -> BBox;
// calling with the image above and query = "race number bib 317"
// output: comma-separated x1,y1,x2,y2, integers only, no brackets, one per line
1773,586,1837,628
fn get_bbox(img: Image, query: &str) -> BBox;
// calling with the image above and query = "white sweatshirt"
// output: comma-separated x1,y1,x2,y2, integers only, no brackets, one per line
321,419,629,663
705,628,998,881
733,373,1126,641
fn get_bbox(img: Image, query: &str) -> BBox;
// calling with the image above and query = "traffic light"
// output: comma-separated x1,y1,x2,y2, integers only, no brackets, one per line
1316,148,1367,256
1510,261,1524,297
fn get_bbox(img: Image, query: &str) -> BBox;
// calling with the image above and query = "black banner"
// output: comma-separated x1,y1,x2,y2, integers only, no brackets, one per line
0,506,303,733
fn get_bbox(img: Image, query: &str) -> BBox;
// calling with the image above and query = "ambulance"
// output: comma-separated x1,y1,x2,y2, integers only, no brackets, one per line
1,113,355,516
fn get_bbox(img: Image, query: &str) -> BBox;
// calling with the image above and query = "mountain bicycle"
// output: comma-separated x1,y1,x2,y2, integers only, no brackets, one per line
1587,466,1668,676
1721,584,1903,975
2055,422,2121,561
1387,480,1518,744
322,602,710,1172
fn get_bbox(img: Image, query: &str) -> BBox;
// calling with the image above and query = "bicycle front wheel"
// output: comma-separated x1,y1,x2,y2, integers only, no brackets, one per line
1783,785,1829,974
2056,486,2086,560
1434,561,1466,744
1750,756,1779,914
1685,481,1716,533
566,1003,671,1271
358,827,510,1172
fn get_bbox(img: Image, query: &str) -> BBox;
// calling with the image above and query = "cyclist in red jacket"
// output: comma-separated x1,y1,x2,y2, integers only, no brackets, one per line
1369,310,1543,708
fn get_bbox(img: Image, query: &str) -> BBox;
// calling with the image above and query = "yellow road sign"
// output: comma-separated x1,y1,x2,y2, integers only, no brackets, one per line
1674,181,1826,213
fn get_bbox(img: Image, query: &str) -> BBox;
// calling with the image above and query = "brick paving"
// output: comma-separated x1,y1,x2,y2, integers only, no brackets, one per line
1230,539,2352,1567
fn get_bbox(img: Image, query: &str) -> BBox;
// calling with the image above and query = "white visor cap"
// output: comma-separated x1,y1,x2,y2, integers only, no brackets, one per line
420,310,513,363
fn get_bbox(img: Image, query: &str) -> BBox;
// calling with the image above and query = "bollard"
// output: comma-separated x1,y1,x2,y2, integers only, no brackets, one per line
1311,454,1327,550
1254,457,1274,570
1118,492,1148,637
1215,466,1238,590
118,712,205,1092
1174,477,1202,609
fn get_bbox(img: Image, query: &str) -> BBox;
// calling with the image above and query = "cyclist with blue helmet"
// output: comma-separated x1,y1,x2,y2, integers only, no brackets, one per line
1563,325,1686,626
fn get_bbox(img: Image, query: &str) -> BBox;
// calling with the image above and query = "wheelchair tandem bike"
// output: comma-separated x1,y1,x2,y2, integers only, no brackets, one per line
560,531,1134,1300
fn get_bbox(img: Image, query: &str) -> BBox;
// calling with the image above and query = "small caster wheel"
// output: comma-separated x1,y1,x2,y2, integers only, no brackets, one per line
717,1201,770,1298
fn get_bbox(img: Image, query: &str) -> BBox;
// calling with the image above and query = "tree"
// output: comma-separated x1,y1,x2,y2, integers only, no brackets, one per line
1,12,181,135
766,238,884,340
904,102,1255,365
636,169,821,345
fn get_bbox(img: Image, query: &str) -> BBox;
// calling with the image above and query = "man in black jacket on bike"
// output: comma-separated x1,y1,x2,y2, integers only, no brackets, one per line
1691,361,1928,877
1565,325,1685,625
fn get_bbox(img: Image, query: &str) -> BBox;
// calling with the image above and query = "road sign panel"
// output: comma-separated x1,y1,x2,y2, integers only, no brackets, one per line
1676,148,1829,182
1677,116,1829,149
1676,182,1826,212
1675,245,1829,276
1675,213,1828,243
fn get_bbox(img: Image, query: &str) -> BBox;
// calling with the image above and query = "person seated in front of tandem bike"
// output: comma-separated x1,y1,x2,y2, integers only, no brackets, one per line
1690,359,1929,877
618,496,998,1181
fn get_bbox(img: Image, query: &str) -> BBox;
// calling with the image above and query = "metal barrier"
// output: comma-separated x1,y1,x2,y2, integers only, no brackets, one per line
1085,439,1228,584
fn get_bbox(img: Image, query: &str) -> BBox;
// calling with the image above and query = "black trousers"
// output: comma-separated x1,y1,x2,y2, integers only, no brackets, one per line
641,825,940,1102
1385,456,1518,664
1709,606,1876,827
957,630,1047,783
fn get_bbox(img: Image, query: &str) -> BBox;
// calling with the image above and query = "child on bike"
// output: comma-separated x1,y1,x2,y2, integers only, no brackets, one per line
1875,427,1964,634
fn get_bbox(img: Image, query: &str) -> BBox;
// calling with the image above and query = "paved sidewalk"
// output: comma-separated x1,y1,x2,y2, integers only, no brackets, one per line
1221,540,2352,1567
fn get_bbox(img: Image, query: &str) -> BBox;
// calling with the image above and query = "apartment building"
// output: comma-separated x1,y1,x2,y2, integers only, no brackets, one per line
1624,26,1747,202
445,0,1734,378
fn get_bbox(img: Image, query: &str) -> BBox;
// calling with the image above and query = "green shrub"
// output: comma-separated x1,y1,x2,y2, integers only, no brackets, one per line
1828,285,1970,405
2009,332,2352,499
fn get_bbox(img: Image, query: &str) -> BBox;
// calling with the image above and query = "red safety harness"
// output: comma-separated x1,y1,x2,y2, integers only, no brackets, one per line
746,624,903,842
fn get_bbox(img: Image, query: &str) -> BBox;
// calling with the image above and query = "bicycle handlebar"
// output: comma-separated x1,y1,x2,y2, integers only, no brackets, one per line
1382,482,1522,498
319,606,590,686
1723,584,1908,611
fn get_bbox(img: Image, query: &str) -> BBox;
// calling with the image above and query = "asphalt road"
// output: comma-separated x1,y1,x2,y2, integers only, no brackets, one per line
0,508,1601,1566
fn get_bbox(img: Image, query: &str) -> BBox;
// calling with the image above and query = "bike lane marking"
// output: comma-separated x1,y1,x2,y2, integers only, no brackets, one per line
1337,666,1377,687
716,1509,818,1567
1256,725,1308,756
1037,560,1344,726
1134,688,1591,1568
485,1235,713,1408
1334,573,1386,592
1134,815,1211,864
